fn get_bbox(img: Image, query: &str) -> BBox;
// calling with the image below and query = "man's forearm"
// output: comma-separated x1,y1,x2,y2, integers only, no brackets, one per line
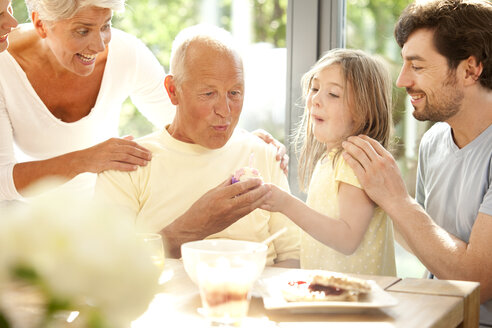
387,198,463,274
386,198,489,296
160,212,209,258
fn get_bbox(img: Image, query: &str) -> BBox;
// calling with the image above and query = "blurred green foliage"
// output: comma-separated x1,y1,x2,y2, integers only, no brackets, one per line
12,1,29,23
346,0,412,159
113,0,199,70
112,0,201,137
253,0,286,47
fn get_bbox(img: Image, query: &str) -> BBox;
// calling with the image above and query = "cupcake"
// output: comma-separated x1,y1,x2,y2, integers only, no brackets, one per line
231,167,262,184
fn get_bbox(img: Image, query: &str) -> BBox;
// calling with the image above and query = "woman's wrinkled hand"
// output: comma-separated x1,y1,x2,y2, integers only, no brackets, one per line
77,136,152,174
252,129,289,175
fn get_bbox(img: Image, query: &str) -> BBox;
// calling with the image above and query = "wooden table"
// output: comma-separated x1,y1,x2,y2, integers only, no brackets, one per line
132,259,480,328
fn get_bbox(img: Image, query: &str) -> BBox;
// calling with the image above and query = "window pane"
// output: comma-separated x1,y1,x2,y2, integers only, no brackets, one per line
115,0,288,142
346,0,427,278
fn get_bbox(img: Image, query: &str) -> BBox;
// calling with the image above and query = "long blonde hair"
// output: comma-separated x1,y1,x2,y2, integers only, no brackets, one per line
295,48,393,192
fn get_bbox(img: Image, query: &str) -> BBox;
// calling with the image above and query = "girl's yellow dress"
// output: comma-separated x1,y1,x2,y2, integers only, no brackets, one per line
300,151,396,275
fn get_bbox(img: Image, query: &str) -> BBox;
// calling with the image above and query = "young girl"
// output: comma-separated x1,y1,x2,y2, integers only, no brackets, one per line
262,48,396,275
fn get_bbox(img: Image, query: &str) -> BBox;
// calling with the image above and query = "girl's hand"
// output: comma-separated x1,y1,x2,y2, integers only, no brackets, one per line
260,183,289,213
251,129,289,175
76,136,152,174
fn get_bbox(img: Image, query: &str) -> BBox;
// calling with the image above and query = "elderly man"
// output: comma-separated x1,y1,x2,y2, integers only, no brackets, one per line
95,24,300,267
342,0,492,324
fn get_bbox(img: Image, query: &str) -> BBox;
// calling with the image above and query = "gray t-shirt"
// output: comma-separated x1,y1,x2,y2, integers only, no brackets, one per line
416,122,492,324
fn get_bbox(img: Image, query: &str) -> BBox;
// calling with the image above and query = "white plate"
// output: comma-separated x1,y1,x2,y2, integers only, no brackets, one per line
256,271,398,313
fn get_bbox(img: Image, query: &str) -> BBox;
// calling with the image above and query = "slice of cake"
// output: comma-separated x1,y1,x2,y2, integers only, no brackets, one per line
282,271,371,302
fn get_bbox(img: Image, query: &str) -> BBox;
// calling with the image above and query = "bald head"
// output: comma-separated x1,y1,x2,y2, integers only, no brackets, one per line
169,24,243,88
182,39,243,86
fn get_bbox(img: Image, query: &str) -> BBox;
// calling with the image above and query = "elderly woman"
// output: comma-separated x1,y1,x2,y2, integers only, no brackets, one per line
0,0,175,200
0,0,17,52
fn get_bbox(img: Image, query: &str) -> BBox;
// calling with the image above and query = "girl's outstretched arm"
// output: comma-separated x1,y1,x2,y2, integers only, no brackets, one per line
261,183,374,255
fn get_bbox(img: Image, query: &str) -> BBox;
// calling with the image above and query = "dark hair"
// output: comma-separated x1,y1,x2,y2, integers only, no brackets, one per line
395,0,492,90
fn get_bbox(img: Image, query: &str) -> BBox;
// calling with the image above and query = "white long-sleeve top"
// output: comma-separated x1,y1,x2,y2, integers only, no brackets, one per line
0,28,174,200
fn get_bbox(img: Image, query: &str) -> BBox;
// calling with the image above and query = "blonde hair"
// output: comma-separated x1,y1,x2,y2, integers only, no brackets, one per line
169,24,241,88
25,0,125,21
295,48,393,192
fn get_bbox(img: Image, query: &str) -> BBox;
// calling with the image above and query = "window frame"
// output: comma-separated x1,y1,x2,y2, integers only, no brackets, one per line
285,0,346,197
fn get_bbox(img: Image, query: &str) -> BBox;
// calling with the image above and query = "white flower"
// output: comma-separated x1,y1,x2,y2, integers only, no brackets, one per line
0,192,160,327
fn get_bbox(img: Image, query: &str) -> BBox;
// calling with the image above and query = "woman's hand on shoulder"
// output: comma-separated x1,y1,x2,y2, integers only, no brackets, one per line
75,136,152,174
251,129,289,175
